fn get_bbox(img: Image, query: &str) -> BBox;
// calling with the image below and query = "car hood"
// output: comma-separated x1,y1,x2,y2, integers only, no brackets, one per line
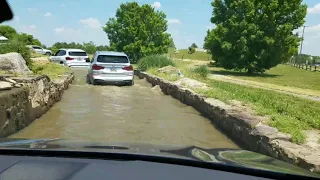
0,138,318,177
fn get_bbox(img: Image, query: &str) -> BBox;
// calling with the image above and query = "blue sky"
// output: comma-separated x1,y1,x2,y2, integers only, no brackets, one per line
3,0,320,55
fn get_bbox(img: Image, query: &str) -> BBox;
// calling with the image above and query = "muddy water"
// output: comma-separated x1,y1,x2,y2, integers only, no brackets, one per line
11,69,238,149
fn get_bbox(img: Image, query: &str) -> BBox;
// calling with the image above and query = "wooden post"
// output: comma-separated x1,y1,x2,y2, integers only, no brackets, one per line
182,55,184,60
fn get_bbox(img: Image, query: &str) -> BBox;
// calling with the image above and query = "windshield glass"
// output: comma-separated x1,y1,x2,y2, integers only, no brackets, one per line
97,55,128,63
69,51,87,56
0,0,319,178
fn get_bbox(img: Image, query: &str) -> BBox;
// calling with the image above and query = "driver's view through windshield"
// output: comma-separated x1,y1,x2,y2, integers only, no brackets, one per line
0,0,319,179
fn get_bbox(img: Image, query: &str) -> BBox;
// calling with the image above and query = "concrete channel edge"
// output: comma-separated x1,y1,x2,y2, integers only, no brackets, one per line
0,72,74,138
134,70,320,173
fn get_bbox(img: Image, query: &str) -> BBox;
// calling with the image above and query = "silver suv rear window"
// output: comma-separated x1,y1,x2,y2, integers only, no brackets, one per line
97,55,129,63
69,51,87,56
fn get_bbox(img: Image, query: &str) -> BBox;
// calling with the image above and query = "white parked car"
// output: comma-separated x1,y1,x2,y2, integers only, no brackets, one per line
49,49,91,68
26,45,52,56
86,51,134,86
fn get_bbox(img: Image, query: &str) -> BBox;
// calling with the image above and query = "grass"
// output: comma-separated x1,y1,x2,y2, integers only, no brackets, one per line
30,52,48,58
198,80,320,144
30,63,71,80
149,60,320,144
168,48,212,61
137,55,174,71
210,65,320,91
191,65,210,79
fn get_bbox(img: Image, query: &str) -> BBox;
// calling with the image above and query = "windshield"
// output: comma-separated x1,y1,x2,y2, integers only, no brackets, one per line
97,55,128,63
0,0,319,178
69,51,87,56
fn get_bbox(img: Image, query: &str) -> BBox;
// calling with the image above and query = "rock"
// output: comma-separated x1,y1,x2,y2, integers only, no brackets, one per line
151,85,161,91
174,77,209,90
157,66,180,74
0,53,32,74
0,81,12,90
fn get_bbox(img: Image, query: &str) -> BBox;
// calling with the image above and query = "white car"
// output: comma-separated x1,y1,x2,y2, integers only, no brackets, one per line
49,49,91,68
87,51,134,86
27,45,52,56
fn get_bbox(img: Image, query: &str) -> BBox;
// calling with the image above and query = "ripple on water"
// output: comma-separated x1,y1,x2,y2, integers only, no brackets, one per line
10,70,239,149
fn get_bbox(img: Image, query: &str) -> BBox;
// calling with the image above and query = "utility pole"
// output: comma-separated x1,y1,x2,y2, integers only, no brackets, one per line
299,25,307,66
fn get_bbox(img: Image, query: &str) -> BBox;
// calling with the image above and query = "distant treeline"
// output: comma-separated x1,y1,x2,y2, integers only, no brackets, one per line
49,41,110,54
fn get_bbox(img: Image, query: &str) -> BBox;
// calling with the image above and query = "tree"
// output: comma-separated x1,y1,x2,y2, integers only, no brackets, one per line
14,33,41,46
96,45,110,51
83,41,97,54
204,0,307,73
0,25,17,39
191,43,198,49
168,38,176,49
103,2,171,63
188,46,195,54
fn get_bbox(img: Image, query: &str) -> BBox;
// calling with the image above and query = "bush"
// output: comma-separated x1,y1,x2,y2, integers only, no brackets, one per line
0,41,32,68
188,47,195,54
137,55,174,71
191,65,210,78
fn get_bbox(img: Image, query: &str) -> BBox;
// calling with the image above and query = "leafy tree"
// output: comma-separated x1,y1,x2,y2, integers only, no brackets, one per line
83,41,97,54
191,43,198,49
0,25,17,39
188,46,195,54
14,33,42,46
204,0,307,73
96,45,110,51
168,38,176,49
103,2,171,63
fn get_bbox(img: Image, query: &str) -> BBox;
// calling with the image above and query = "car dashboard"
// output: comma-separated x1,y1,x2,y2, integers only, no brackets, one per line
0,155,273,180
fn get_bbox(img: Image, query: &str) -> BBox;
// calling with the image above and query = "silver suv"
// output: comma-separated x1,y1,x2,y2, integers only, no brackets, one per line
87,51,134,86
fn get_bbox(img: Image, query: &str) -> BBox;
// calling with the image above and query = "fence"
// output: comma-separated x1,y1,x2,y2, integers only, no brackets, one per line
286,63,320,72
168,54,212,61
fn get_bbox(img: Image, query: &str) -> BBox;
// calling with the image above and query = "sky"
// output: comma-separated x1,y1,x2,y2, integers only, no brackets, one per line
3,0,320,56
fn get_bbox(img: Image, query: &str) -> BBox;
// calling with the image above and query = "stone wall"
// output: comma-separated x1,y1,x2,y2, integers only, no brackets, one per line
0,73,74,137
135,70,320,173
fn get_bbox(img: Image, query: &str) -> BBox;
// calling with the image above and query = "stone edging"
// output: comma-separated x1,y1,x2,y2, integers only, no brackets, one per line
0,73,74,138
135,70,320,173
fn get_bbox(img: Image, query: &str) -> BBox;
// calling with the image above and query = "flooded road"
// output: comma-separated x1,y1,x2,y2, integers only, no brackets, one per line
10,69,238,149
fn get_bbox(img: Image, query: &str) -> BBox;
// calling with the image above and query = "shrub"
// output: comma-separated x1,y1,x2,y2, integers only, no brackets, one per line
137,55,174,71
188,46,195,54
0,41,32,68
191,65,210,78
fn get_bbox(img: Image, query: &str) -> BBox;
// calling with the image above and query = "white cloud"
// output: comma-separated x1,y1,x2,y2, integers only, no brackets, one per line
44,12,52,17
307,3,320,14
79,18,102,29
61,4,65,8
168,19,181,24
27,8,37,12
152,2,161,9
54,27,77,33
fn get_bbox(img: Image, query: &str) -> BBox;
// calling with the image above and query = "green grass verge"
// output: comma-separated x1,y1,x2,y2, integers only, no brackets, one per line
30,63,71,80
150,61,320,144
210,64,320,91
198,79,320,144
168,48,211,61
